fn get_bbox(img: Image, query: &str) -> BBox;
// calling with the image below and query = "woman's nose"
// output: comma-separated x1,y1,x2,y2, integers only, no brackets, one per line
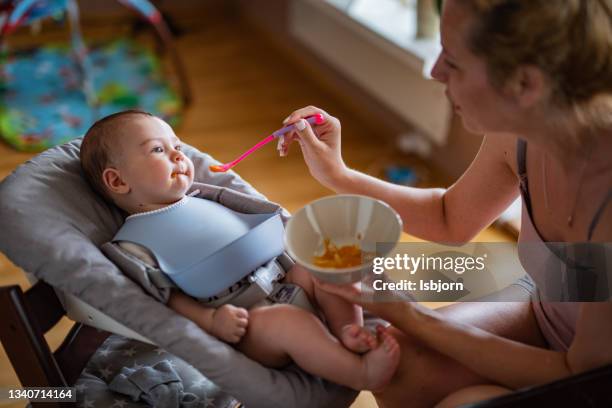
430,54,448,83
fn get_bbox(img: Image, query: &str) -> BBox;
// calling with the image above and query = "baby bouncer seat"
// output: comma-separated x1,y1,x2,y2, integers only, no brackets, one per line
0,139,358,407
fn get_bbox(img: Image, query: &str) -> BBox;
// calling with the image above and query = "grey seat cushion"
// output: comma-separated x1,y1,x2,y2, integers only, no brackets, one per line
0,139,356,408
76,335,239,408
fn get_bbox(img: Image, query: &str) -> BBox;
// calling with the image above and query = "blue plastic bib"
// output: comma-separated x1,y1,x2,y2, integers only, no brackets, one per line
112,196,285,298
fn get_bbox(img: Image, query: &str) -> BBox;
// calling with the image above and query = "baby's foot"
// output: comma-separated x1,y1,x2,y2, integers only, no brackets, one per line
360,329,400,392
341,324,377,353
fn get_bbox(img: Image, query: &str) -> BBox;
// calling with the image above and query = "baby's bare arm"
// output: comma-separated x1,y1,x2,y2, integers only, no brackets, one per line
168,290,216,330
168,290,249,343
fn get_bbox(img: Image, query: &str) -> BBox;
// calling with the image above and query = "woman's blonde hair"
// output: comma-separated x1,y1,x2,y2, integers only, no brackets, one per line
461,0,612,131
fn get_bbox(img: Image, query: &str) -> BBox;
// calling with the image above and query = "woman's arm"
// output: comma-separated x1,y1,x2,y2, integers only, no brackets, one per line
282,107,519,242
316,281,612,389
335,132,518,242
398,302,612,389
392,302,570,389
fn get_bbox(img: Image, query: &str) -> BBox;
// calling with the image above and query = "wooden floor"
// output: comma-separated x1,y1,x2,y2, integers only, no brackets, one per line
0,8,511,408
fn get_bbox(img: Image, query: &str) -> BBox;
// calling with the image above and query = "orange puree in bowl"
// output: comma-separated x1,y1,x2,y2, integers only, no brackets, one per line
313,239,364,268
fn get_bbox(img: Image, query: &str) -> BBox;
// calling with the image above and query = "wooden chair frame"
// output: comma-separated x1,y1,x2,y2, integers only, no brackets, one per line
0,281,110,408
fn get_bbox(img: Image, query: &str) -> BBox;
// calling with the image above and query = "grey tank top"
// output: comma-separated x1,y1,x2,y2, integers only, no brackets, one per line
516,139,612,350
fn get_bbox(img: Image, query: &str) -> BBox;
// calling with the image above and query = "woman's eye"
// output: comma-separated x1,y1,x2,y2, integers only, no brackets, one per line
152,146,163,153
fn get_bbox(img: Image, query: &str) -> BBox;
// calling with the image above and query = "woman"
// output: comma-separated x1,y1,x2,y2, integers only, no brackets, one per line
279,0,612,406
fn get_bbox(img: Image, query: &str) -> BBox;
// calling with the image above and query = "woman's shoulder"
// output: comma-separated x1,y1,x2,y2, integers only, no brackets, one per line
481,133,521,178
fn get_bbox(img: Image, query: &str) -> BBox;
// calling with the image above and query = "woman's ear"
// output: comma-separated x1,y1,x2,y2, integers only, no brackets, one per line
102,168,130,195
508,65,548,109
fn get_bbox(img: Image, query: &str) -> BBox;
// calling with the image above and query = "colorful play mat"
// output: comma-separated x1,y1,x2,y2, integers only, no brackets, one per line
0,39,182,151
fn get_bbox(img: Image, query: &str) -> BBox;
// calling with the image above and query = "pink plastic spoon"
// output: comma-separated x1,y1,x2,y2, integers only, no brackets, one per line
209,114,325,173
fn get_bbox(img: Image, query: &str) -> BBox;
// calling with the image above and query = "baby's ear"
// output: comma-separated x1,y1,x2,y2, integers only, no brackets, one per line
102,168,130,195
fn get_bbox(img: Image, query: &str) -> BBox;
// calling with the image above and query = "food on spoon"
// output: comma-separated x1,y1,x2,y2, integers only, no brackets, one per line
209,165,225,172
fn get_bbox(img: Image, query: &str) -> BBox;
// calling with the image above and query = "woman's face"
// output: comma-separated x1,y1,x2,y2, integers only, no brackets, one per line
430,0,517,135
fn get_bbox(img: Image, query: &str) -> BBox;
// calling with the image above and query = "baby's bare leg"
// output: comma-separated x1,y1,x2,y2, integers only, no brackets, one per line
286,265,376,352
237,304,399,391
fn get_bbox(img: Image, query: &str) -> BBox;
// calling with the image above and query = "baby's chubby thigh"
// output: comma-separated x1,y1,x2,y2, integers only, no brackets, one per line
237,303,326,368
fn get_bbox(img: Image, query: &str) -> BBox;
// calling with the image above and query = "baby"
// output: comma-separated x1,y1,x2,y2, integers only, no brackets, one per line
80,109,399,391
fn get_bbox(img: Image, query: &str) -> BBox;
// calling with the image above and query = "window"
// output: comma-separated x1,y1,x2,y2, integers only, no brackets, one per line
291,0,450,144
325,0,441,77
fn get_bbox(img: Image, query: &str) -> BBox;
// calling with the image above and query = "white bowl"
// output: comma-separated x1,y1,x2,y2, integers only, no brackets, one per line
285,194,403,283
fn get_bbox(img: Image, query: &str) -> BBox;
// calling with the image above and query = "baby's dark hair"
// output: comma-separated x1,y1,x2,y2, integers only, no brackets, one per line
80,109,154,202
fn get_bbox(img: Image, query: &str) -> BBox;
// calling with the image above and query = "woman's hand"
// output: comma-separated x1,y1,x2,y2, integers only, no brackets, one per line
314,278,415,327
279,106,348,189
210,304,249,344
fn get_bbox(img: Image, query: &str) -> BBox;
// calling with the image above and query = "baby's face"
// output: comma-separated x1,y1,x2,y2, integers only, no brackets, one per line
111,116,195,208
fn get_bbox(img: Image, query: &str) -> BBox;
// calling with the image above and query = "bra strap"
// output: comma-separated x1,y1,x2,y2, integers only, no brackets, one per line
516,139,533,215
588,189,612,241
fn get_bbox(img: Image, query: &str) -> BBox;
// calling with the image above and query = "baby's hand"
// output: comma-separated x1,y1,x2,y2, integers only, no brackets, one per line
210,304,249,343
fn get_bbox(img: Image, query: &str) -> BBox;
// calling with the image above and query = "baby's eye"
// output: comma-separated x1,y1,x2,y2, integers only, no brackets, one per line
151,146,164,153
175,144,182,151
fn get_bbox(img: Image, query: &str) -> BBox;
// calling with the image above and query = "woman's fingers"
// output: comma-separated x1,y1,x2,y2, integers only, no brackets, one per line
279,122,323,157
278,131,300,156
277,135,287,156
280,105,345,187
316,277,414,325
283,106,328,125
314,279,365,304
294,119,324,150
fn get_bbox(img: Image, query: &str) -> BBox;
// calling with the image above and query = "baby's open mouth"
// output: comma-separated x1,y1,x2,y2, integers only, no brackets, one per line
171,171,189,179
